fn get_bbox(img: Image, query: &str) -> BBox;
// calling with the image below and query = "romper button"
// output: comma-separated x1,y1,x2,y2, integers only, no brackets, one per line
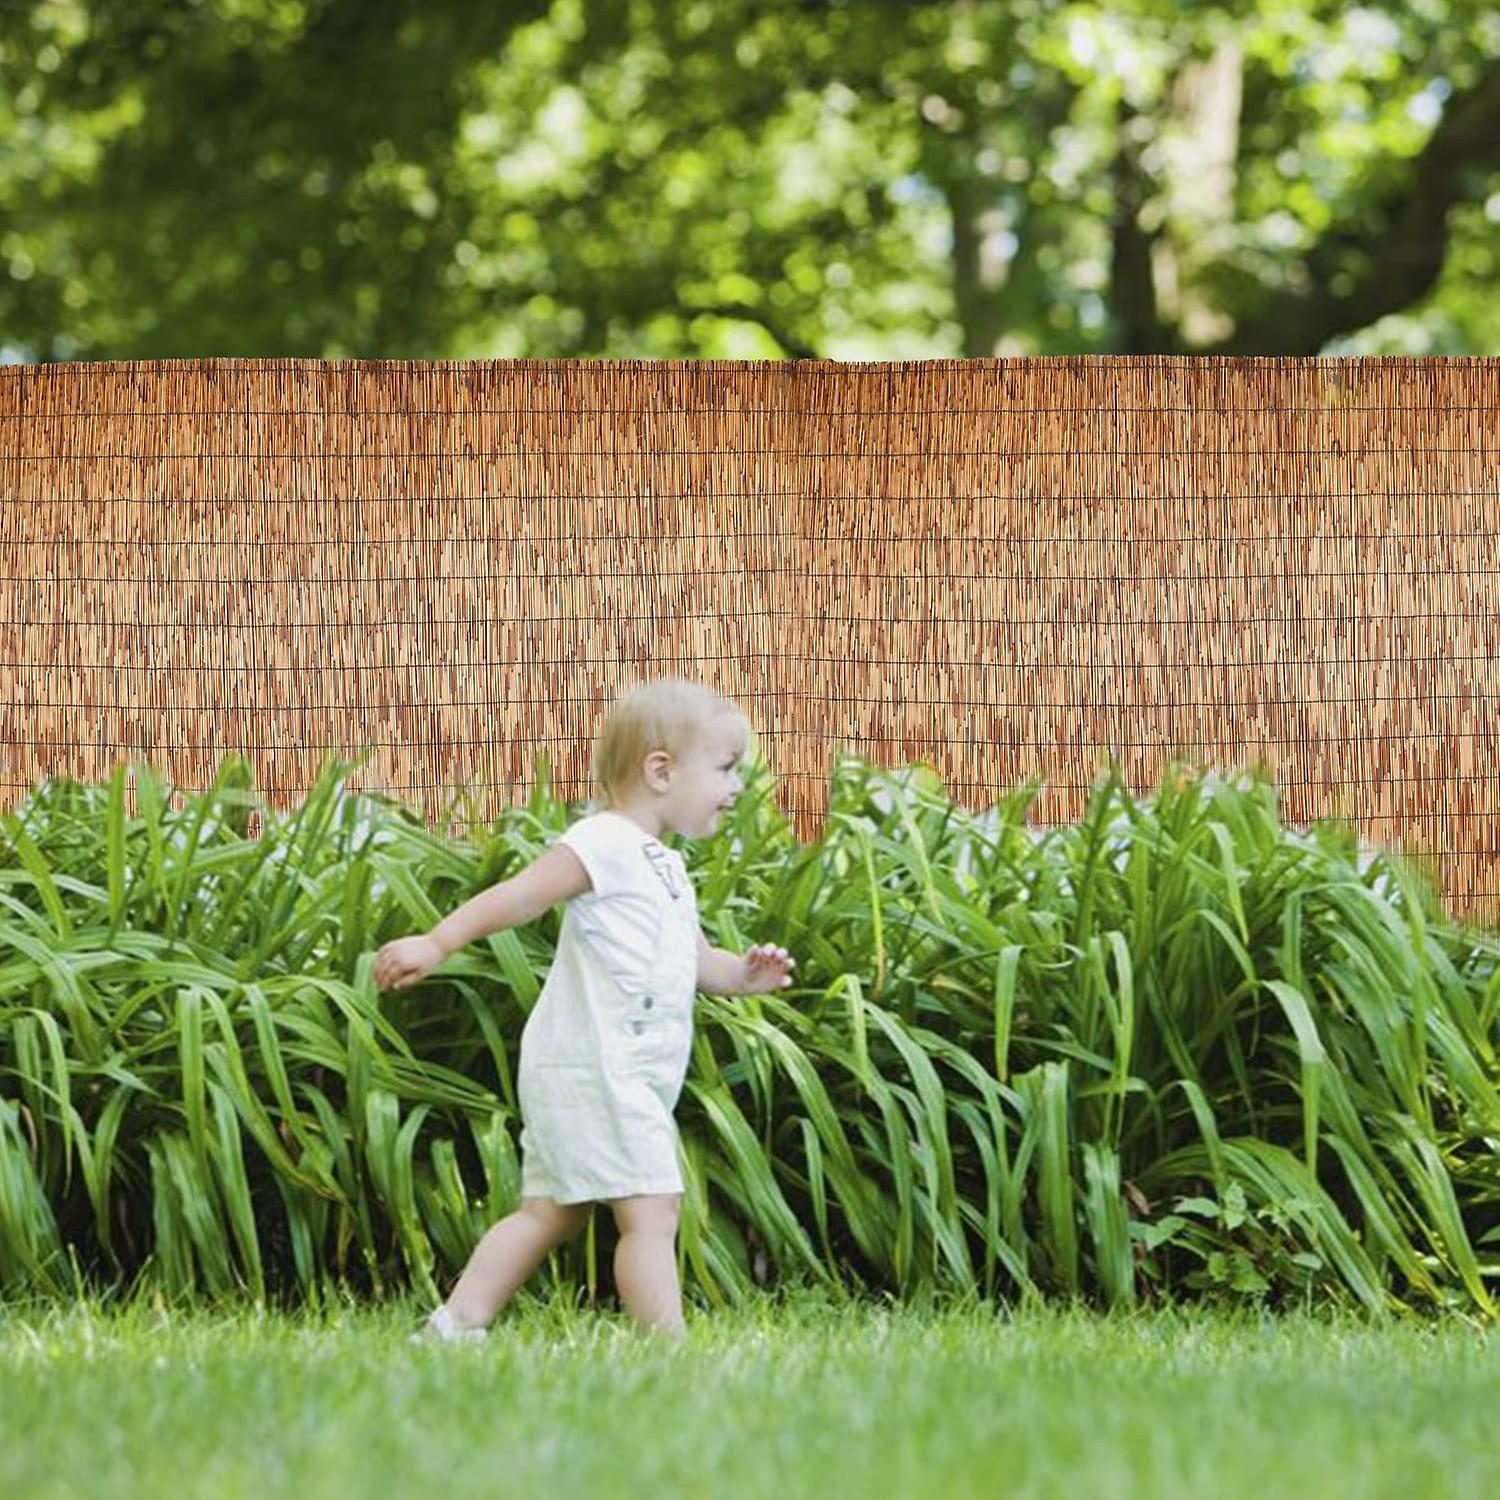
642,996,654,1009
631,1020,645,1035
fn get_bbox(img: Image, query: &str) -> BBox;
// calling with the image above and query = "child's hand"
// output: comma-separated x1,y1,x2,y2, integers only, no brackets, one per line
373,933,445,991
740,943,796,994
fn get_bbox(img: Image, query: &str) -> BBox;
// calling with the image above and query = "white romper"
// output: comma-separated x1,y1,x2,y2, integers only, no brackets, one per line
516,809,701,1204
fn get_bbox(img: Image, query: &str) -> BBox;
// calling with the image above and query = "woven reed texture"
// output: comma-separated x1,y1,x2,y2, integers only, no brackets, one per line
0,356,1496,920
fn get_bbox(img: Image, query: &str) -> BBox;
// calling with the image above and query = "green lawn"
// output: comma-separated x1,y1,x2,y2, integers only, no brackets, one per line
3,1289,1497,1499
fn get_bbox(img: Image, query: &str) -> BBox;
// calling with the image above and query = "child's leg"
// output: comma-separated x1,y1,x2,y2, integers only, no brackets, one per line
607,1193,685,1338
444,1196,592,1328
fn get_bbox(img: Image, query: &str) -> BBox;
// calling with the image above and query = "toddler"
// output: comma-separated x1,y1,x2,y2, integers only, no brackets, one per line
373,676,795,1341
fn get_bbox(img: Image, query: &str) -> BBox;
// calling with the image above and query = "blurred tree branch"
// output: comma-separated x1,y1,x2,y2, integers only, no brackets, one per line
1199,57,1500,354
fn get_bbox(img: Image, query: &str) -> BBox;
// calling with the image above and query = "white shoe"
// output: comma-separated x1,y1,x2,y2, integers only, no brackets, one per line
409,1305,488,1345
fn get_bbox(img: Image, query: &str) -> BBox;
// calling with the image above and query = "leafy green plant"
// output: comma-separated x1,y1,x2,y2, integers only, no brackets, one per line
2,742,1498,1320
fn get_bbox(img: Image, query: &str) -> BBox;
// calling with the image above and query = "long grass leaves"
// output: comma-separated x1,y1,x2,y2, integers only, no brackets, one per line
1,745,1498,1319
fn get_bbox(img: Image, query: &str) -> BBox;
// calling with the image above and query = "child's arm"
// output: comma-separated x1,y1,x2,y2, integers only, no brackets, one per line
697,930,796,995
697,930,744,994
430,844,592,958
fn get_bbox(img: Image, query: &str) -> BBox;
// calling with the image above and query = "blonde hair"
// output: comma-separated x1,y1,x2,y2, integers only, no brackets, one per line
589,676,751,809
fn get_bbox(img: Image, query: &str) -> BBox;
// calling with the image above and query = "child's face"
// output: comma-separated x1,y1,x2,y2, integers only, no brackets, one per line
670,724,747,837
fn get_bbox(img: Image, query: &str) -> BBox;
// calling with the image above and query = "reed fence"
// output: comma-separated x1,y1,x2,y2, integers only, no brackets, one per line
2,355,1495,920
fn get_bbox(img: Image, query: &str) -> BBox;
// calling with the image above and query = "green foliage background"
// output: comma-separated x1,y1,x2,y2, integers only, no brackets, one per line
4,0,1500,360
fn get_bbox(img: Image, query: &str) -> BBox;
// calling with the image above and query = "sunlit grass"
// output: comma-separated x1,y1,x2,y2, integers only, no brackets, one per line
3,1288,1499,1500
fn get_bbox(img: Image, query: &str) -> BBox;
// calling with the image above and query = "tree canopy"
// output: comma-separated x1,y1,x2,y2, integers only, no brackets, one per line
4,0,1499,359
